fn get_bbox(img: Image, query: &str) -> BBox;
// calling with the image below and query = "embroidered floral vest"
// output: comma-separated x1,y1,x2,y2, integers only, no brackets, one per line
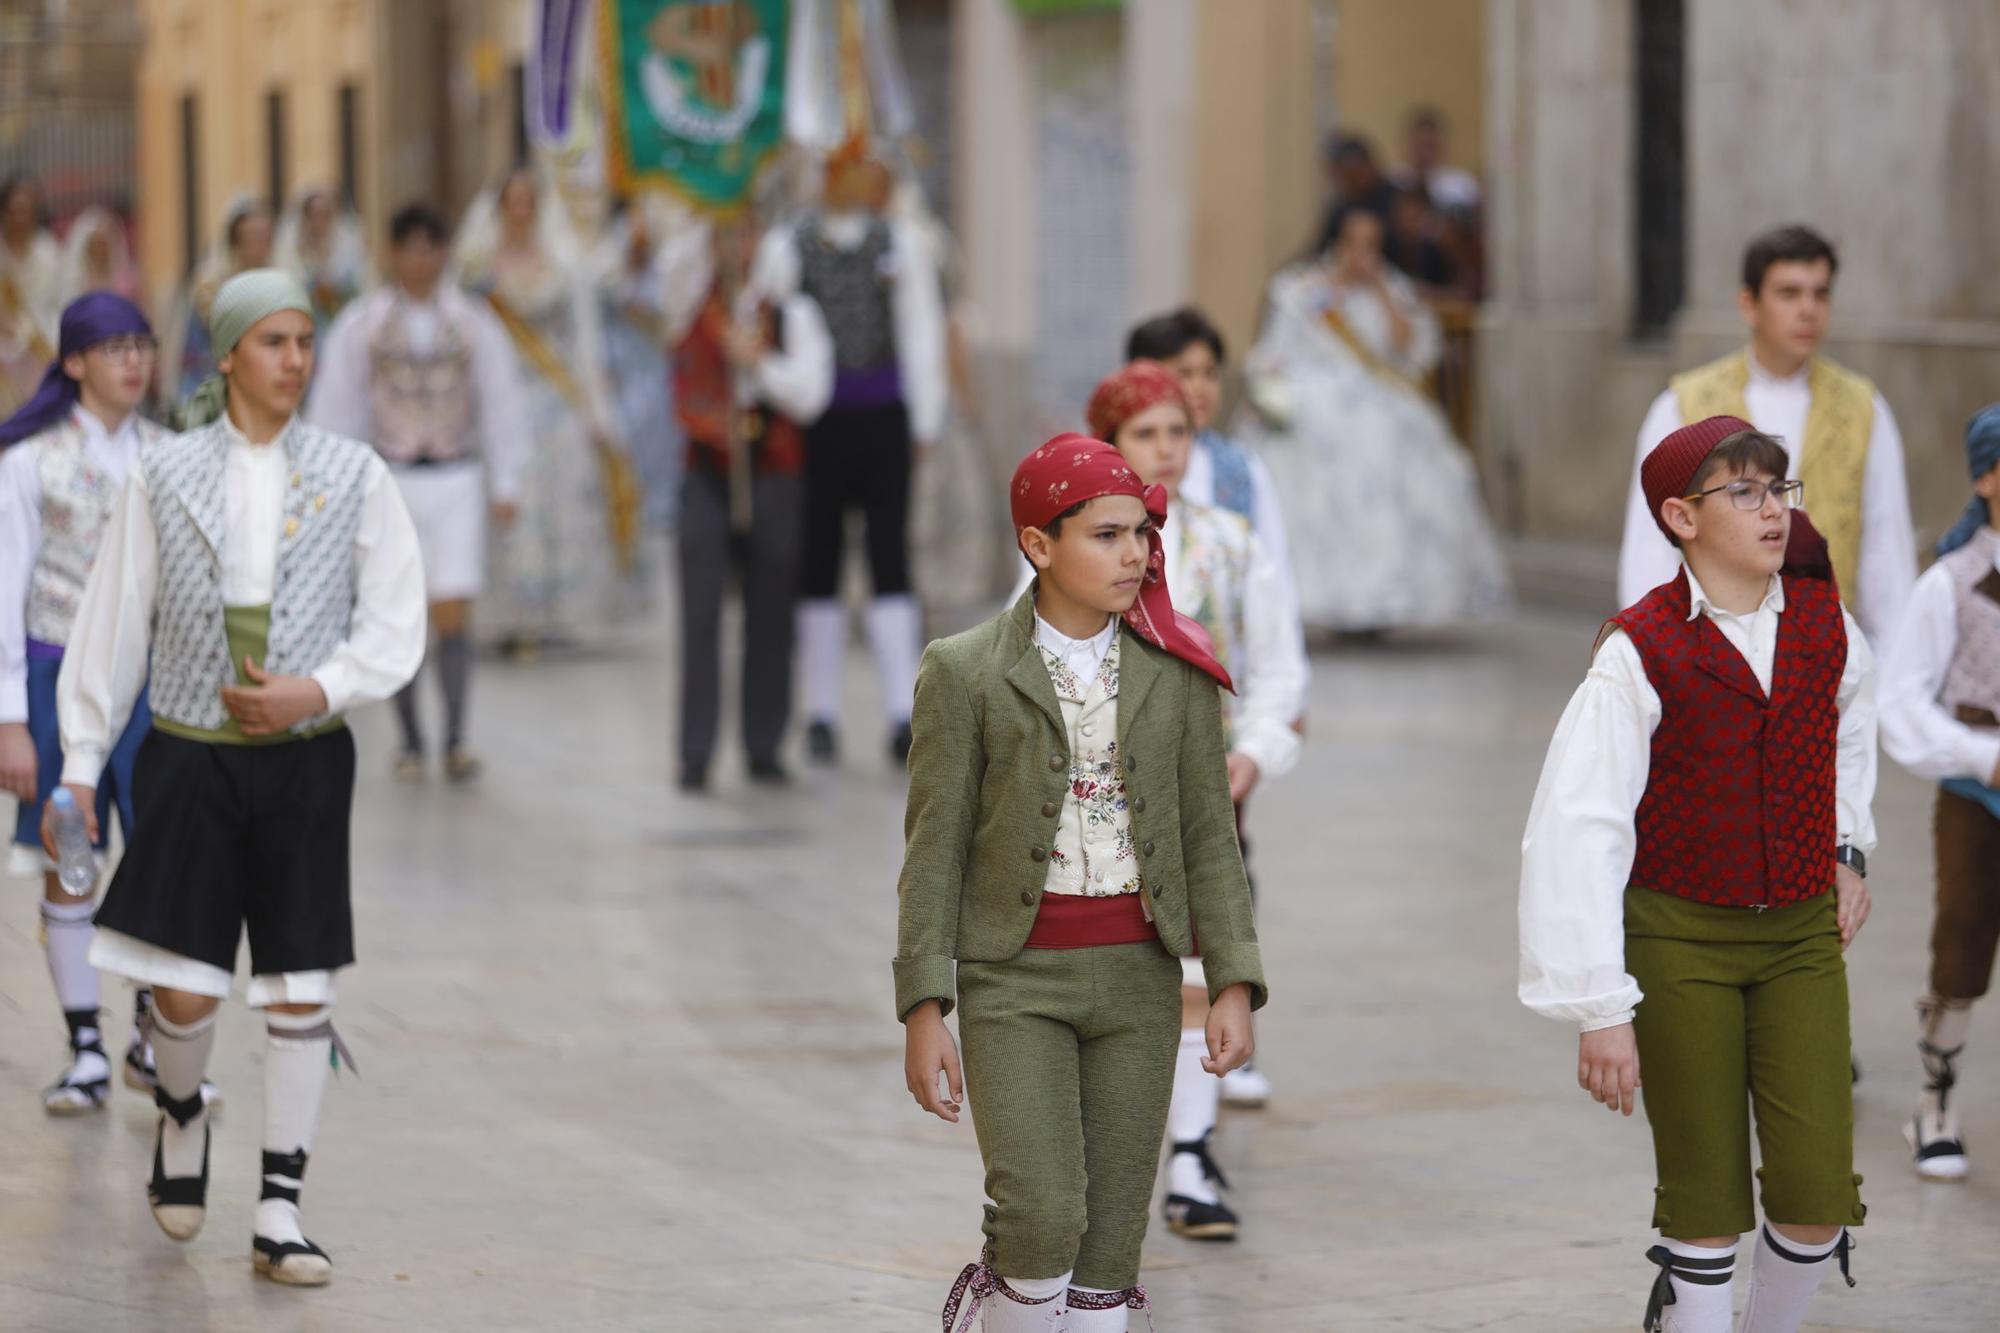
1613,571,1846,908
366,302,478,464
1171,500,1254,750
25,416,164,646
1039,634,1142,897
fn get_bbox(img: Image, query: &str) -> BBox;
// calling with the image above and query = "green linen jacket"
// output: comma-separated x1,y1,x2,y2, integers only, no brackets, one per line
893,588,1267,1022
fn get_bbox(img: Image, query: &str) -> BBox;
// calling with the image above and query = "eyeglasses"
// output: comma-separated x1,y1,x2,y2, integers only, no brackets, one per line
1684,478,1805,511
89,336,158,364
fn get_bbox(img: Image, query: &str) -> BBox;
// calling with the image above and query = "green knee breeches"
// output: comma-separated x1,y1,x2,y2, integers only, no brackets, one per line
956,940,1182,1289
1625,887,1866,1239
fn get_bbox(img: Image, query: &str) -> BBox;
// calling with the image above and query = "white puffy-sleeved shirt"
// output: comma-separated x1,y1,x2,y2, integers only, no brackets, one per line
1617,352,1917,647
56,412,428,788
1517,568,1878,1032
307,284,534,503
1880,531,2000,785
1181,431,1310,719
0,406,145,723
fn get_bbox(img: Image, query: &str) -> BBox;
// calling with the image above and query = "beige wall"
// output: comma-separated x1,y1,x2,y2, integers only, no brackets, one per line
1188,0,1325,362
1481,0,2000,589
1332,0,1485,177
135,0,383,307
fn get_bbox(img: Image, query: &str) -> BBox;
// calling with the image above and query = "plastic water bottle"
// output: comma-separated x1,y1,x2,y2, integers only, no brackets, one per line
47,789,96,897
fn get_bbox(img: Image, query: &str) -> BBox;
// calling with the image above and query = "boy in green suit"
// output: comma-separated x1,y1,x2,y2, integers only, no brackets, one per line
898,433,1267,1331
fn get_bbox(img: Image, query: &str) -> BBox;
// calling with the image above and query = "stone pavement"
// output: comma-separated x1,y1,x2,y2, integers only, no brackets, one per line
1,604,1995,1331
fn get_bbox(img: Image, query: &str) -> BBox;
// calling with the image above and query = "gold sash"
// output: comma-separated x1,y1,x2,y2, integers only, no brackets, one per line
1672,351,1874,599
483,292,644,572
0,268,53,362
1320,304,1428,400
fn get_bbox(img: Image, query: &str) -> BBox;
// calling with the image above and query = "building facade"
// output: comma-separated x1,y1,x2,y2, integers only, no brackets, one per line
1481,0,2000,582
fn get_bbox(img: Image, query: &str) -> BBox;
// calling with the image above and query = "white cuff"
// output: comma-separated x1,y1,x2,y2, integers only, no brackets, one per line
1580,1011,1635,1034
1232,725,1301,783
59,745,106,790
0,678,26,724
309,665,352,718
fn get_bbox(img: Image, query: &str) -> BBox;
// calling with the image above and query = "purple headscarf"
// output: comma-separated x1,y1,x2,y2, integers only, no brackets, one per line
0,291,153,447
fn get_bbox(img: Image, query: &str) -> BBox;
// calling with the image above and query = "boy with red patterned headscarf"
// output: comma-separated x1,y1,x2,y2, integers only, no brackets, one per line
897,434,1265,1331
1518,417,1876,1333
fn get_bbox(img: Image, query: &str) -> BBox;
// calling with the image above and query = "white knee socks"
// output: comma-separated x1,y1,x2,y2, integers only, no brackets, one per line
1166,1028,1221,1203
40,897,100,1014
798,599,847,723
865,594,923,725
982,1270,1068,1331
150,1008,218,1177
1739,1226,1845,1333
1065,1284,1145,1331
1644,1238,1736,1333
259,1006,335,1245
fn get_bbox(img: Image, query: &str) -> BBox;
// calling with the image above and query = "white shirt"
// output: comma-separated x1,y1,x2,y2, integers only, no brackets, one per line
1035,612,1116,685
1181,433,1310,716
1517,567,1879,1032
0,406,144,722
308,285,534,503
56,413,428,788
1617,350,1917,647
757,213,949,444
1160,506,1306,779
1879,532,2000,784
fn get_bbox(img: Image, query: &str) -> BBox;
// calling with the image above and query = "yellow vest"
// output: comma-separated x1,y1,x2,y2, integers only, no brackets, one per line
1671,351,1874,600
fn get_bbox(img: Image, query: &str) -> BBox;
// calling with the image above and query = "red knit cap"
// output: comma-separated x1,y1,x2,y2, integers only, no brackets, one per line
1640,414,1757,540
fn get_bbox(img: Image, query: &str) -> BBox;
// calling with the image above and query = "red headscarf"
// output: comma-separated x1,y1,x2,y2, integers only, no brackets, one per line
1011,433,1234,692
1085,361,1190,443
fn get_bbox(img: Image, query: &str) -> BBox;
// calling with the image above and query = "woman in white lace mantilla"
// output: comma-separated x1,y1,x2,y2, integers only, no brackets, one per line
1237,203,1509,634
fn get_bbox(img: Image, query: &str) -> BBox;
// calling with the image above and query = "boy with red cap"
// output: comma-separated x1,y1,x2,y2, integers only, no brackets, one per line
897,433,1266,1331
1519,415,1877,1333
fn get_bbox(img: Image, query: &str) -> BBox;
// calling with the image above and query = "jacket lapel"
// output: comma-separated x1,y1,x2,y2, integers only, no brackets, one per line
1114,626,1162,750
1003,587,1066,735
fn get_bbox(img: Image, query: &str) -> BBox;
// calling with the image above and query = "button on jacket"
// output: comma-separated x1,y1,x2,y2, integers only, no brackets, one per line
893,589,1265,1020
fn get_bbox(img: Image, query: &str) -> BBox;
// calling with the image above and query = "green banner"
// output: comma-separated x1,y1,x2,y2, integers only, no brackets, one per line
601,0,789,213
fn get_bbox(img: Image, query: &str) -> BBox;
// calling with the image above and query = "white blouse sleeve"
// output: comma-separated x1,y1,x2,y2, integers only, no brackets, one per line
753,294,835,425
304,298,377,441
467,303,532,505
308,458,428,715
1834,611,1879,855
1617,391,1685,612
0,441,45,723
1854,394,1918,649
890,218,949,445
1879,564,2000,785
1517,631,1657,1032
1228,530,1306,779
56,470,159,788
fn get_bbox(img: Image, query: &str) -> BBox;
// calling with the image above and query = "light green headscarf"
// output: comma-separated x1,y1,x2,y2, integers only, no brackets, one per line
177,268,315,430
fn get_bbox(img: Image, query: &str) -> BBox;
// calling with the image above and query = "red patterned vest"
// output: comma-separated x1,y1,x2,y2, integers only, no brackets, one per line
1612,571,1846,908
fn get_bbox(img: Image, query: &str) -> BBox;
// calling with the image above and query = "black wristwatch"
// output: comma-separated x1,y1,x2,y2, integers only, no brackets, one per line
1835,844,1867,878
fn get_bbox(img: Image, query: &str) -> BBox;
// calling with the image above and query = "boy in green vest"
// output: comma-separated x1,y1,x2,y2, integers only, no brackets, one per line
898,433,1266,1331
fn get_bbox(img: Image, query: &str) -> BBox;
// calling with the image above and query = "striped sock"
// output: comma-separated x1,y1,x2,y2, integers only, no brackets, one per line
1739,1225,1846,1333
1643,1238,1736,1332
